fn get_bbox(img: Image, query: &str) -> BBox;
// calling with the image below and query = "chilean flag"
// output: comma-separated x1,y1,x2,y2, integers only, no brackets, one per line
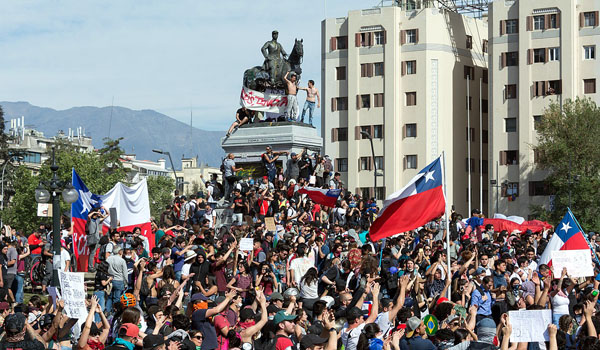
539,209,593,267
71,169,103,271
369,156,446,241
298,186,341,208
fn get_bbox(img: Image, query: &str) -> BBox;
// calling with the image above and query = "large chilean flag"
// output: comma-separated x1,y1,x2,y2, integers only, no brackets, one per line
369,156,446,241
539,209,593,267
298,187,341,208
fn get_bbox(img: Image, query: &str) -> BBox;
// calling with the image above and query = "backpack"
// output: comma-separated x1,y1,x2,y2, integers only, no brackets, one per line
98,236,110,262
220,159,226,173
140,271,151,297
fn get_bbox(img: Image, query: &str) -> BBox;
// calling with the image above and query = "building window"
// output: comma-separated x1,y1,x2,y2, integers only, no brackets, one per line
23,152,41,164
482,130,488,143
332,127,348,142
533,115,543,130
464,65,475,79
374,62,384,76
584,45,596,59
336,66,346,80
359,94,370,108
548,80,561,94
548,14,558,29
482,39,488,53
465,158,475,173
405,155,418,169
361,63,373,77
374,156,384,170
483,69,488,84
406,92,417,106
375,187,385,199
505,118,517,132
533,48,546,63
502,182,519,198
503,51,518,67
482,99,488,113
373,93,384,107
466,96,472,110
506,19,518,34
336,158,348,172
331,97,348,111
466,127,475,142
331,36,348,50
374,31,385,45
359,32,371,47
466,35,473,49
406,29,417,44
482,160,488,174
373,125,383,138
529,181,551,196
406,60,416,75
584,79,596,94
404,123,417,138
548,47,560,61
533,15,545,30
500,150,519,165
360,126,371,139
584,12,597,27
505,84,517,99
359,157,372,171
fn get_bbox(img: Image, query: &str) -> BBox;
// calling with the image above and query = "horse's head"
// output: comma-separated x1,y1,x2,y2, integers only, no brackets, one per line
293,38,304,57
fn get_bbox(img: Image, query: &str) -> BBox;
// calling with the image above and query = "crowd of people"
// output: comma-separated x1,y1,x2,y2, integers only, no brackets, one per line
1,149,600,350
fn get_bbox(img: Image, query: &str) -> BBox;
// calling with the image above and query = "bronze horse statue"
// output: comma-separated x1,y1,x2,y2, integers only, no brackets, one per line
244,39,303,92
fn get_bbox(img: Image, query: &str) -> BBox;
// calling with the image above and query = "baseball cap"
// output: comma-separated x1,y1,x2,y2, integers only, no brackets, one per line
475,267,486,276
273,310,297,325
119,323,140,338
5,313,26,334
270,292,284,301
406,316,423,338
436,297,450,306
191,293,208,302
300,334,328,350
291,152,297,157
143,334,167,349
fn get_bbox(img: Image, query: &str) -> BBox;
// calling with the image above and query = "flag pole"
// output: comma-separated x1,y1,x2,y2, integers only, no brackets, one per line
442,152,451,297
568,207,600,267
379,238,386,268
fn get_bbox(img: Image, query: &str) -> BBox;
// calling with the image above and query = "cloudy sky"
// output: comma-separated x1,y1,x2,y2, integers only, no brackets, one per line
0,0,374,131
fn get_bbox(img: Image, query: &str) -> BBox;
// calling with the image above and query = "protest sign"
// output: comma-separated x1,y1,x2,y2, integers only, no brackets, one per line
265,217,276,232
551,249,594,277
239,237,254,252
508,309,552,343
58,271,88,319
37,203,52,217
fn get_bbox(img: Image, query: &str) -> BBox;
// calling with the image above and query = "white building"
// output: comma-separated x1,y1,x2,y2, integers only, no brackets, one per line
488,0,600,217
322,2,489,216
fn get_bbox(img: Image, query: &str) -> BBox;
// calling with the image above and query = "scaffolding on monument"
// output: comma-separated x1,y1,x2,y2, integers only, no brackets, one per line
377,0,490,19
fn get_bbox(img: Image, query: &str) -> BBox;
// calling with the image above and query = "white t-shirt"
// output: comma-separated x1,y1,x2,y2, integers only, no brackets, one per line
182,263,192,278
60,247,71,271
376,311,393,336
299,279,318,299
341,323,365,350
290,257,315,285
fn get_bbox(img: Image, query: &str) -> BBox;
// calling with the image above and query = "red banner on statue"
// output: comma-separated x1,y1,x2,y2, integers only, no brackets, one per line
240,86,288,113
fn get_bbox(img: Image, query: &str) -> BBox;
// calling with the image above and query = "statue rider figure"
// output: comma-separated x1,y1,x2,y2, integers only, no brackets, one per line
261,30,287,86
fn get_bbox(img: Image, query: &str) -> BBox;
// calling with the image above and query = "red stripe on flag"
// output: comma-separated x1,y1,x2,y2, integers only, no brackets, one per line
298,188,338,208
72,217,90,272
369,187,445,241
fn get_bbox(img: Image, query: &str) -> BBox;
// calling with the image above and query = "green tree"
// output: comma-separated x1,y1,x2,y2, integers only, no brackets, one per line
2,138,128,232
147,176,175,220
533,97,600,229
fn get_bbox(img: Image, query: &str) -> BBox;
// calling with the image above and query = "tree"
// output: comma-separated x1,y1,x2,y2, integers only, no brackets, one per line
1,138,128,233
147,176,175,219
533,97,600,230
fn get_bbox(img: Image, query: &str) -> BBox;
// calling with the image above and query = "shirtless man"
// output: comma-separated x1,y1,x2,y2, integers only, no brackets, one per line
299,80,320,125
284,71,299,121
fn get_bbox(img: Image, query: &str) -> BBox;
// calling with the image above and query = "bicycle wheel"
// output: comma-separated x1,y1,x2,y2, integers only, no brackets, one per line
30,260,45,286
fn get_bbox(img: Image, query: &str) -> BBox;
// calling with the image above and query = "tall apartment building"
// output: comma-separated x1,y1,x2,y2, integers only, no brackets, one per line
488,0,600,218
322,3,489,216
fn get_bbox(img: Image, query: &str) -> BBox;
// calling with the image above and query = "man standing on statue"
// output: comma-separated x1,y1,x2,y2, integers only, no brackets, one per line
261,30,287,86
299,80,320,125
284,71,299,121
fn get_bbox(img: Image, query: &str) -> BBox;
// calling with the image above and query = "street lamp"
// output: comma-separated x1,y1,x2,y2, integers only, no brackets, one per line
152,149,180,192
360,131,377,200
34,147,79,286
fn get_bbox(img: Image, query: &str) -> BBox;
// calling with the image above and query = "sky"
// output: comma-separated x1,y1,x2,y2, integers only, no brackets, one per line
0,0,375,132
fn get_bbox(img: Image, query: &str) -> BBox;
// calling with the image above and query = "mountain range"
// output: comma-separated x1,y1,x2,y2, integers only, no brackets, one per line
0,101,225,167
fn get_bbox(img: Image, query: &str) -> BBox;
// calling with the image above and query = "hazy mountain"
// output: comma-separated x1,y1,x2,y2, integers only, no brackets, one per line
1,101,225,167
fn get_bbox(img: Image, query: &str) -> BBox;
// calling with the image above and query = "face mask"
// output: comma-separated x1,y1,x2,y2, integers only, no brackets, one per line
237,302,243,308
268,315,274,320
125,255,132,259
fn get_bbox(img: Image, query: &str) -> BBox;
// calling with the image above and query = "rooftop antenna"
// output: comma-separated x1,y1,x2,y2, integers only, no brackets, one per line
108,96,114,139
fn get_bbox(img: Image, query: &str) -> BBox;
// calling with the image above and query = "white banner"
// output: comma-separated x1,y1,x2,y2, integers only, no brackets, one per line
59,271,88,319
551,249,594,277
509,310,552,343
101,180,151,229
240,86,288,113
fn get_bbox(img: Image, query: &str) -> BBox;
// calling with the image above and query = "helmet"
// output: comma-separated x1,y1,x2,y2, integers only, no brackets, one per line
120,293,136,308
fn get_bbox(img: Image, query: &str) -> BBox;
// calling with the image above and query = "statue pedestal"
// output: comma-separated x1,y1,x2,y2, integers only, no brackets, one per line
221,122,323,178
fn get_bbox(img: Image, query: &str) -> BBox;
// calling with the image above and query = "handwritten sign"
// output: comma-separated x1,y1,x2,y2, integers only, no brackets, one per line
59,271,88,319
239,238,254,252
508,309,552,343
551,249,594,277
265,217,276,232
37,203,52,217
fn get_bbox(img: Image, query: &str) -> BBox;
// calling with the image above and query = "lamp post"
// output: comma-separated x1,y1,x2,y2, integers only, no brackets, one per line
360,131,377,200
35,147,79,286
153,149,179,192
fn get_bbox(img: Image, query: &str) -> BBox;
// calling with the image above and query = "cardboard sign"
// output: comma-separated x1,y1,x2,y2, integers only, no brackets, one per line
109,207,118,229
58,271,88,319
551,249,594,277
508,309,552,343
265,217,276,232
37,203,52,217
239,237,254,252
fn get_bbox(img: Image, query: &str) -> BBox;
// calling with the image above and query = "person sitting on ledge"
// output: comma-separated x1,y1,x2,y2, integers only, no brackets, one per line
226,106,255,137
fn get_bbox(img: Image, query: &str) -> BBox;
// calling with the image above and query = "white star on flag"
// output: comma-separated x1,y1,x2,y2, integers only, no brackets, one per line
424,170,435,183
560,222,571,232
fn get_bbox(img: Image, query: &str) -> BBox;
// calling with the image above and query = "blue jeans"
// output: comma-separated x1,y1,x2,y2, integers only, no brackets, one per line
106,280,125,314
301,101,315,124
94,290,106,323
15,274,24,304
